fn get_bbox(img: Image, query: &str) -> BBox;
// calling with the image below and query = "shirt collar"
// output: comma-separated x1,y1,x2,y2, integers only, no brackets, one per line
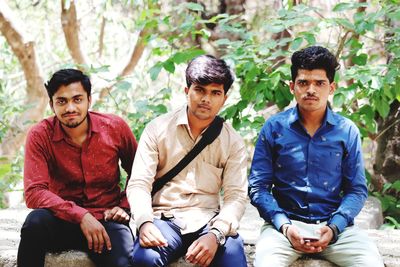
176,105,189,126
52,111,97,142
289,105,338,126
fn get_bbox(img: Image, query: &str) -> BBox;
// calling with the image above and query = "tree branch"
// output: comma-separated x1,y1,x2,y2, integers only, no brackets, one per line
98,15,106,58
0,1,47,157
96,28,148,101
61,0,88,67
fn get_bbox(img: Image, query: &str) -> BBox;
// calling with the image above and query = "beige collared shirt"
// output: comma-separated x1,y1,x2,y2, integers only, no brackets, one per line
127,105,248,235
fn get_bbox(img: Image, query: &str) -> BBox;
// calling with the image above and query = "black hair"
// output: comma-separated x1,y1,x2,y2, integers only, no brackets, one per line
291,46,339,83
44,69,91,100
185,55,234,94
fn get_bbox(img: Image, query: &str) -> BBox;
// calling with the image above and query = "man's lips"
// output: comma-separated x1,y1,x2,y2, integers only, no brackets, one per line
198,104,211,110
303,96,318,101
62,113,79,118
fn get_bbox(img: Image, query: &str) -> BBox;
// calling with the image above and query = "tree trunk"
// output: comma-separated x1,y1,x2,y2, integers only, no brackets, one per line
0,1,47,158
372,13,400,187
373,100,400,185
61,0,88,68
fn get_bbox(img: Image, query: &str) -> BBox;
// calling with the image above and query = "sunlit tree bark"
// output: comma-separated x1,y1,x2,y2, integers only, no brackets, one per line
0,1,47,158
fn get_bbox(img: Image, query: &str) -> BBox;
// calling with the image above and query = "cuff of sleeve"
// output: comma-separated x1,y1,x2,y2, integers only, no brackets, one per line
119,196,130,210
73,206,89,224
135,213,154,231
209,219,231,236
328,214,347,233
272,213,291,231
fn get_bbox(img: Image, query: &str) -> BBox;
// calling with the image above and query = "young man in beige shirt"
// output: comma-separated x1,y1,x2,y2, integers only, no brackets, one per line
127,55,248,267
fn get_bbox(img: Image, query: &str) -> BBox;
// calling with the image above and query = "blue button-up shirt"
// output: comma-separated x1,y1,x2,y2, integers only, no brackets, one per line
248,106,368,233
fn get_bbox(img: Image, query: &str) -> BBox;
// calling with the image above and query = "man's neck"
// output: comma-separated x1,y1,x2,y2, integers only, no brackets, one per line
62,119,89,146
187,112,214,140
298,107,326,137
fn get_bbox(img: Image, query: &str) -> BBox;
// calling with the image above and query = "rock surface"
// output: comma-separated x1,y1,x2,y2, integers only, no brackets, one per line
0,197,397,267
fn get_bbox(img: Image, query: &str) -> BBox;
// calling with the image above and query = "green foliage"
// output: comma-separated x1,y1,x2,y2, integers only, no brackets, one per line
0,153,23,208
374,181,400,229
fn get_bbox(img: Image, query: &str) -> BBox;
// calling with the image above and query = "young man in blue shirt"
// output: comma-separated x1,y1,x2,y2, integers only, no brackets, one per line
249,46,383,266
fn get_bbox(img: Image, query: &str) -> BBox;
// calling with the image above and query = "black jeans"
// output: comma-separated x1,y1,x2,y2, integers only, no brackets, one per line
17,209,134,267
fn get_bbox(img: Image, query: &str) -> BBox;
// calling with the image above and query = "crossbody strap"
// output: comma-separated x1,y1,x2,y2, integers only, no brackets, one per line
151,116,224,196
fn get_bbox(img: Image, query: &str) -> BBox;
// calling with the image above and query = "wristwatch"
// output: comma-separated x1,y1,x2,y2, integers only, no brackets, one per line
209,228,226,246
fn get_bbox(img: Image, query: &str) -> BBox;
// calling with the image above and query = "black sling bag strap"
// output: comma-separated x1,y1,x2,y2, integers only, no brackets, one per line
151,116,224,196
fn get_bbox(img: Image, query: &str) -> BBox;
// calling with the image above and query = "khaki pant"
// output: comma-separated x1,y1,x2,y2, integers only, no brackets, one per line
254,220,383,267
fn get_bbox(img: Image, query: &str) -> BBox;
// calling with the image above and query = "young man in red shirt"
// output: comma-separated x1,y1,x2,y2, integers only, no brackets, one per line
17,69,137,267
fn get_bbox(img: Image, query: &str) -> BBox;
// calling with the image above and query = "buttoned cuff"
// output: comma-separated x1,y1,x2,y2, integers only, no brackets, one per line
135,213,154,231
272,213,291,231
328,214,347,233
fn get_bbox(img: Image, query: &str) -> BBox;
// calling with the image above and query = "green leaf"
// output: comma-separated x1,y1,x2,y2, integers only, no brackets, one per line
383,182,393,194
185,2,204,12
384,216,400,228
375,97,390,118
392,180,400,192
0,163,11,177
333,93,346,107
333,2,368,12
334,18,355,30
149,63,163,80
352,53,368,65
171,49,205,64
290,37,303,51
163,60,175,73
115,81,131,91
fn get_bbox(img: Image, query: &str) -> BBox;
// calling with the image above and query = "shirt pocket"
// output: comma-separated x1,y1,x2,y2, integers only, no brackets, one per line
318,150,342,173
194,161,223,194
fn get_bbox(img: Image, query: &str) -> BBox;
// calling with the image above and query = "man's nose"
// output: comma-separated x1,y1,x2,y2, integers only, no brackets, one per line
65,102,77,112
306,84,316,94
201,93,211,102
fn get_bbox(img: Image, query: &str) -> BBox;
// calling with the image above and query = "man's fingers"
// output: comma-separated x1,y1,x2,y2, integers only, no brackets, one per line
102,229,112,251
85,233,93,250
92,234,100,253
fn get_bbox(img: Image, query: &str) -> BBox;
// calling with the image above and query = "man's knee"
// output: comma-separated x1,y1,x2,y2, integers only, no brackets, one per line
224,234,245,256
21,209,55,236
102,222,135,267
132,247,165,267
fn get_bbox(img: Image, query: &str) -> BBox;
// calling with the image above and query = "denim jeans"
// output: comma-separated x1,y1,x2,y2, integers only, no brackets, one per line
17,209,134,267
132,218,247,267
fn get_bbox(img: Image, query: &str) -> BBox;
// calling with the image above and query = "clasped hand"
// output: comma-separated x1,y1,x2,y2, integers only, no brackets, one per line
139,222,219,267
286,225,333,253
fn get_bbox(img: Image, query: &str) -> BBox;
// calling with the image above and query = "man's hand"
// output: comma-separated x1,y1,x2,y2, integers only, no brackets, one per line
305,226,333,252
80,213,111,253
285,225,321,253
138,222,168,247
185,233,219,267
103,206,130,223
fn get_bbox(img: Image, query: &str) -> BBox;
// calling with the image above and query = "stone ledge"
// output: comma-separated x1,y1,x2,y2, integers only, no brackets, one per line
0,197,393,267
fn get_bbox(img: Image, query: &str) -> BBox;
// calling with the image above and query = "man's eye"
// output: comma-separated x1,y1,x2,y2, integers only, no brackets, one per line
213,91,222,95
75,98,82,103
56,100,65,105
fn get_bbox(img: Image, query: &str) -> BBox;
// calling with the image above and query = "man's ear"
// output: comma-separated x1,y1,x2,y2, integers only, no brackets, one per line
289,81,295,94
184,87,189,95
329,82,336,95
88,95,92,107
49,100,54,112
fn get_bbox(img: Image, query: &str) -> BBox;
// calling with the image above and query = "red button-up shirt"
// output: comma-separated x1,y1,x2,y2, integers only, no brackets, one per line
24,111,137,224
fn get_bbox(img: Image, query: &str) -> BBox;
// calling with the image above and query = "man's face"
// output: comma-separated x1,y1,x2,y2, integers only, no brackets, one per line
290,69,335,113
185,83,227,122
50,81,91,129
